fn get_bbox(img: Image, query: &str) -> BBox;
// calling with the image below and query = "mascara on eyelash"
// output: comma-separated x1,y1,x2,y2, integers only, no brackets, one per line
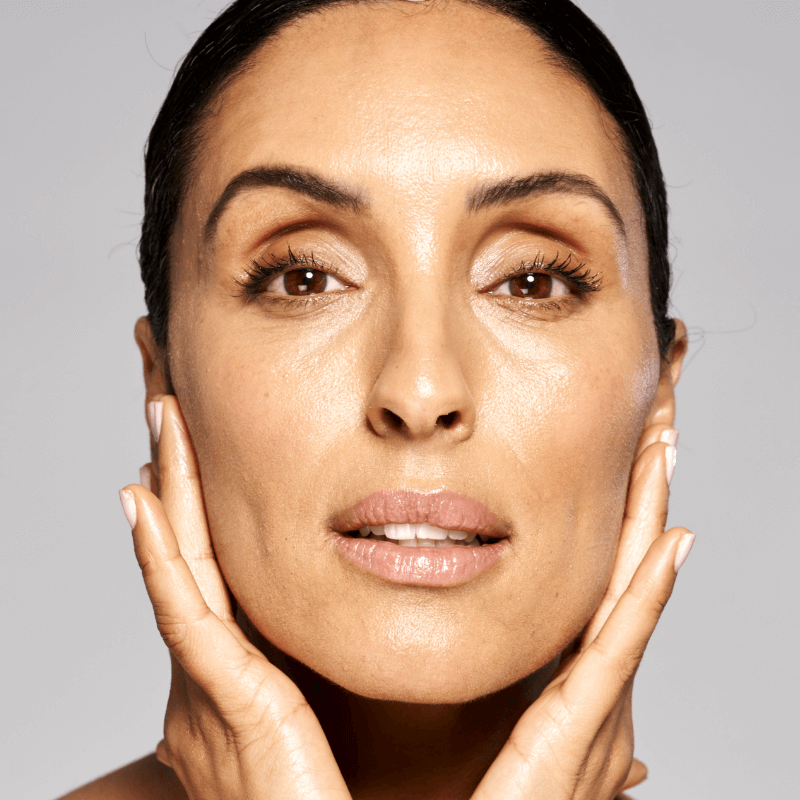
234,246,327,298
235,247,601,302
506,252,602,295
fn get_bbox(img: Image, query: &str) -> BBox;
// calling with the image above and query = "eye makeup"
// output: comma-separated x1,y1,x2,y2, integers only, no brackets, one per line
233,245,354,311
487,252,601,298
233,242,602,318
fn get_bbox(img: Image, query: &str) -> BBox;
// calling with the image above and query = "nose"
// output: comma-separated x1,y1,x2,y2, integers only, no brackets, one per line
366,298,476,443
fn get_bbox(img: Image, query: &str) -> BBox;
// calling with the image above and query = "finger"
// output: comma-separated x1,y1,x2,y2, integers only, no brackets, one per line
139,462,159,497
582,440,676,646
621,757,648,790
155,739,171,767
561,527,694,728
150,395,234,624
635,423,678,460
120,484,259,704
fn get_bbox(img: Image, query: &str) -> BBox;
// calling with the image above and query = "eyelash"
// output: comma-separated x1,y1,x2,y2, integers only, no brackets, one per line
492,252,601,296
234,248,601,311
235,246,342,308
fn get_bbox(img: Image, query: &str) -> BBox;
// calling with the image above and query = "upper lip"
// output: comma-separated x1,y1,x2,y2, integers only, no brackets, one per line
331,489,509,538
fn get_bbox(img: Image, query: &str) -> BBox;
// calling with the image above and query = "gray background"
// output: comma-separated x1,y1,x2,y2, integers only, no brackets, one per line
2,0,797,797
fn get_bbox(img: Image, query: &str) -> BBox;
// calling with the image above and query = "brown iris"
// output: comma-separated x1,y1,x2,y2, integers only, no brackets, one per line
283,269,328,295
508,272,553,299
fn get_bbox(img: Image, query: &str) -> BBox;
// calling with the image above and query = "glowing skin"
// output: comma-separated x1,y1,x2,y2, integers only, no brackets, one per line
161,1,660,705
63,3,690,799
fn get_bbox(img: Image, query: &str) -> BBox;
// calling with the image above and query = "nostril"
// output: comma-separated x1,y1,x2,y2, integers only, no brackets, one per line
437,411,460,429
382,408,405,432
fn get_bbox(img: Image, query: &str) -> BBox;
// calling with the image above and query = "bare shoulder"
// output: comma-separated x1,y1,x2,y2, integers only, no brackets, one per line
56,753,188,800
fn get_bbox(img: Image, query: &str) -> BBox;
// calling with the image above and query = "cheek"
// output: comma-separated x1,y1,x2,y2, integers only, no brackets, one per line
176,315,360,499
167,296,660,702
478,322,659,594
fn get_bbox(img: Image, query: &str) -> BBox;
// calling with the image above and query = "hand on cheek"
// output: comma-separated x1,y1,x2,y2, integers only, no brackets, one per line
120,396,351,800
469,420,693,800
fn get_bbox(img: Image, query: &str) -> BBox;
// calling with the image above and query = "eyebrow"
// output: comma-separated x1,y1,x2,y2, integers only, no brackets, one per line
467,171,626,238
203,165,365,243
203,165,625,243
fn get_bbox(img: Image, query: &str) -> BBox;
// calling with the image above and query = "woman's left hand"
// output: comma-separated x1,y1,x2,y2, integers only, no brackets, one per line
471,424,693,800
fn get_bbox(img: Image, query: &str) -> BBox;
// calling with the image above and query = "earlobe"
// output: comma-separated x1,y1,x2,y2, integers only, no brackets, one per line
646,319,688,427
134,316,170,400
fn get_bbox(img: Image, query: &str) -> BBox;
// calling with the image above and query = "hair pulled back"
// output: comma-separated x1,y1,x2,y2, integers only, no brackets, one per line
140,0,675,357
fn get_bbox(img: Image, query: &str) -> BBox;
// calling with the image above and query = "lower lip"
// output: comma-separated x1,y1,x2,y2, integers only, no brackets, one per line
332,534,508,587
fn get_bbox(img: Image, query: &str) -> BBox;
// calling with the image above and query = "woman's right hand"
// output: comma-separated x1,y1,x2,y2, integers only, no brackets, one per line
119,395,351,800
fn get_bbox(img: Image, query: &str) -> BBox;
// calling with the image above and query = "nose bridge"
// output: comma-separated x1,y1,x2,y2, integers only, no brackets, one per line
366,274,476,441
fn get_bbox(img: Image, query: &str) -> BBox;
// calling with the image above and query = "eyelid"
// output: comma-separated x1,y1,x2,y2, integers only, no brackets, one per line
236,246,354,299
484,252,601,297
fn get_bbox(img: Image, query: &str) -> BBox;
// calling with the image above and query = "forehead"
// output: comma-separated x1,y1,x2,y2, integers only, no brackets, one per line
188,1,641,241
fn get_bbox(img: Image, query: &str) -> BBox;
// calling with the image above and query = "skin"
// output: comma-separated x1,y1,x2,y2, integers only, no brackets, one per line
60,2,690,798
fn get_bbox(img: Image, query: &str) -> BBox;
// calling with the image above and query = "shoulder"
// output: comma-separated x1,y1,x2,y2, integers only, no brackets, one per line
56,754,188,800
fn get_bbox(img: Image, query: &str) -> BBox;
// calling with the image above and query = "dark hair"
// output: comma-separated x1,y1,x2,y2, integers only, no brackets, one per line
140,0,675,358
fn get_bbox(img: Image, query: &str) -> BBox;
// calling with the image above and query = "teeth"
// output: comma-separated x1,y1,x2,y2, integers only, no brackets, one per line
384,523,415,540
416,523,448,540
357,523,488,546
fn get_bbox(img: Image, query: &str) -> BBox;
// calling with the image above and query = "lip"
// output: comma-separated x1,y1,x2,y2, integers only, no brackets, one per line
332,489,509,538
330,490,509,587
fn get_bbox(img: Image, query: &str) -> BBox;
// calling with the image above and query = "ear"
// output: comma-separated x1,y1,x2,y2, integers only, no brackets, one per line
134,316,170,401
646,319,688,427
135,316,171,467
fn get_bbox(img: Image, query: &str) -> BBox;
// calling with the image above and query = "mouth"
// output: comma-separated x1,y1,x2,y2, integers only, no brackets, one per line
332,488,508,538
342,523,502,547
331,490,509,586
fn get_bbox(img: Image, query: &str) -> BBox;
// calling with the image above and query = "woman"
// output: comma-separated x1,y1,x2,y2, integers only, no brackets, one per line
62,0,692,797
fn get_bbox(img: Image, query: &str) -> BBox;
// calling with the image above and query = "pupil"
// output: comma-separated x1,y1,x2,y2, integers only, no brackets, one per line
284,268,327,295
510,272,552,299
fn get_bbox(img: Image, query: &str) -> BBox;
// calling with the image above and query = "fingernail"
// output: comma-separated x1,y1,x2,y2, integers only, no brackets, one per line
665,445,677,485
674,531,695,573
147,400,163,443
119,489,137,528
660,428,679,447
139,465,151,491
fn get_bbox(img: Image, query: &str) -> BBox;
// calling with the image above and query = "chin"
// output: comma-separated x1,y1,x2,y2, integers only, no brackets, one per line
267,614,565,706
331,664,512,705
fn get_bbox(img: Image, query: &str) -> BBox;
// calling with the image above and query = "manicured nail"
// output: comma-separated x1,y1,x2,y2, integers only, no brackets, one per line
665,445,677,485
139,465,151,491
147,401,163,443
674,532,695,573
660,428,679,447
119,489,137,528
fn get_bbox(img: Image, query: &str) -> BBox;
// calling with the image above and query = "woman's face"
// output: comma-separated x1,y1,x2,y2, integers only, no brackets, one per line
150,1,674,703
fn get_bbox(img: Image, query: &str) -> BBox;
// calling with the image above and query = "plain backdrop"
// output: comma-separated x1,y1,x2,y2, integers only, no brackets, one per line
2,1,798,797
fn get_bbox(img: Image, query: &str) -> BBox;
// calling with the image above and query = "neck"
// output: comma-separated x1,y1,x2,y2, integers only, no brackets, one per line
240,611,558,800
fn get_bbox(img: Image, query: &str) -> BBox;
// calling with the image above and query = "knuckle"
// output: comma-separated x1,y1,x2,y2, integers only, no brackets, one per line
155,607,213,654
616,646,643,682
156,617,190,651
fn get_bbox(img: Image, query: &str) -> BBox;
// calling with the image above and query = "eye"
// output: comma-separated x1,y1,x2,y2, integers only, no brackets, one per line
267,267,348,296
489,271,572,300
236,247,353,301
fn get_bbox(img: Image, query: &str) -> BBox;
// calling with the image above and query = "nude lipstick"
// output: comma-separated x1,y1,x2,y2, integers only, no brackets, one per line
331,490,509,587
